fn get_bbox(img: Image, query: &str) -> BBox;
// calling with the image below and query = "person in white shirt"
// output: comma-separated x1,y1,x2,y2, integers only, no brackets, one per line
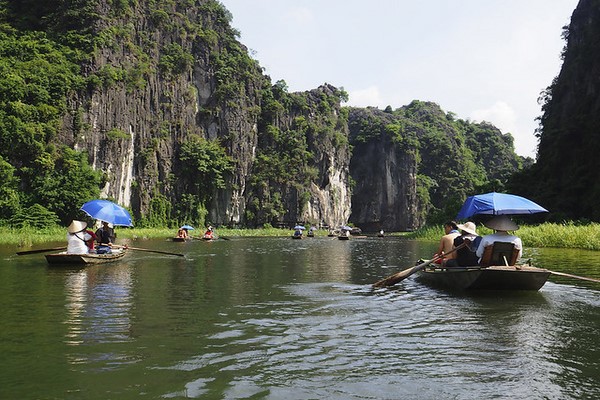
66,220,92,254
476,215,522,263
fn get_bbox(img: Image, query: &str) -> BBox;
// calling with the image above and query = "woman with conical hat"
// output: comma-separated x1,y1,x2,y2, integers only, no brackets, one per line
445,221,481,267
475,215,522,263
66,220,92,254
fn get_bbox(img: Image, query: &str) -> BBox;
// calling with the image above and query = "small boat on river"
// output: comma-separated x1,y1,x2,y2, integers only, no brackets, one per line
417,264,550,291
45,249,127,265
172,237,188,242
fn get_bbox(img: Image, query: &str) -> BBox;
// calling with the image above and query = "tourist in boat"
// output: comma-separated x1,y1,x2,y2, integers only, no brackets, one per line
85,228,98,252
66,220,92,254
475,215,522,263
203,226,214,239
445,221,481,267
433,221,460,264
177,228,188,239
95,221,115,253
95,221,116,245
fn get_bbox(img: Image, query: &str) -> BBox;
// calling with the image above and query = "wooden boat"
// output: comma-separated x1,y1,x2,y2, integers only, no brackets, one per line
45,249,126,265
172,237,187,242
338,234,350,240
291,235,303,239
417,264,550,291
201,235,215,241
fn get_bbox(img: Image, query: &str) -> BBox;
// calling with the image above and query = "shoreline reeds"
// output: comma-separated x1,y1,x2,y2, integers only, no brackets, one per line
4,222,600,251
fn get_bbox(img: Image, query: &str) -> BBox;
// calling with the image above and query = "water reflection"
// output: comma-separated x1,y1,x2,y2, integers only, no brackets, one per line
1,238,599,399
62,264,135,368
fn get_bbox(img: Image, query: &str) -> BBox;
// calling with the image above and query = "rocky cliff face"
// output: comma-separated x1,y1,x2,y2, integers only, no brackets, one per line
519,0,600,220
41,0,523,230
56,0,349,227
348,108,420,231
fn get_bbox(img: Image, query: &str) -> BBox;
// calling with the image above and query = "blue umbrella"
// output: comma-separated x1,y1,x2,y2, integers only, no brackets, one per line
341,226,352,231
180,225,195,230
456,192,548,220
293,225,305,230
80,200,133,227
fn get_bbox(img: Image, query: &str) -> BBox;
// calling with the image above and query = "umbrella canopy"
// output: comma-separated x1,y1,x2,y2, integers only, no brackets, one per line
293,225,306,230
180,225,195,230
80,200,133,227
340,226,352,231
456,192,548,220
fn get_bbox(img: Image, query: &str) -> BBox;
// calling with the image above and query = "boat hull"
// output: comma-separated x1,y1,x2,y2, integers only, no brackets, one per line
417,265,550,291
172,237,187,242
45,250,126,265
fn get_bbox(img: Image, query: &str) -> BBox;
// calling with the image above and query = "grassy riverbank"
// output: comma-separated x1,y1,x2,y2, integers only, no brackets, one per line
405,222,600,251
1,226,298,248
4,222,600,251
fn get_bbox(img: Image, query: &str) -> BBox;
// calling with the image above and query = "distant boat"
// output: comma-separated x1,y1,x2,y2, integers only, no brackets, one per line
172,237,188,242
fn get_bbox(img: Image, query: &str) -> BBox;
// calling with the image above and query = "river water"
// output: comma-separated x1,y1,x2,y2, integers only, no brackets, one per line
1,236,599,399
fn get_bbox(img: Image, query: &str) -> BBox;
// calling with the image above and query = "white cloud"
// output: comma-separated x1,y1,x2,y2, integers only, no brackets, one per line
470,101,518,134
346,86,385,108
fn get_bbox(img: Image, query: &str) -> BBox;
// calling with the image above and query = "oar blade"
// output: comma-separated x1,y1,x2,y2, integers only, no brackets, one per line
372,243,465,288
372,266,417,287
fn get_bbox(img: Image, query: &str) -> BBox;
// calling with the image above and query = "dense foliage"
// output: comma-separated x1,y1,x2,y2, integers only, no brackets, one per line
245,81,349,227
510,0,600,222
348,101,526,224
0,0,533,231
0,22,102,226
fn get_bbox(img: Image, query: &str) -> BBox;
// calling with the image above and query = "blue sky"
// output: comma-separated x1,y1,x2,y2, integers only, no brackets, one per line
220,0,579,158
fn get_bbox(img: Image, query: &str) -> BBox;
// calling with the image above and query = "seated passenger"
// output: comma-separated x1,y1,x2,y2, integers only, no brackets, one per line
66,220,92,254
445,221,481,267
433,221,460,264
476,216,522,264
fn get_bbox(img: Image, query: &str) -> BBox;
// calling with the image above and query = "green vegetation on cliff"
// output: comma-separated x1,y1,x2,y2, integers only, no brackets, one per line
510,0,600,222
0,0,531,232
348,101,527,224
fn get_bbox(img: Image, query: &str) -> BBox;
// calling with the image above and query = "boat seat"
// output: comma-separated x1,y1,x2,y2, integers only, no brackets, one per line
480,242,519,266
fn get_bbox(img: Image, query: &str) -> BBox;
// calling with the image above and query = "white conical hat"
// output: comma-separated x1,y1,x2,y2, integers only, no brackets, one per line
484,215,519,231
68,220,87,234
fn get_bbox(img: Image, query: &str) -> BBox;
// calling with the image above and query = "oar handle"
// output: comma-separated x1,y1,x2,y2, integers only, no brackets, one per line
549,270,600,283
115,245,185,257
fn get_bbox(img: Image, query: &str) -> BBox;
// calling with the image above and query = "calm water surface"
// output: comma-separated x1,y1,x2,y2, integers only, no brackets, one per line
1,237,599,399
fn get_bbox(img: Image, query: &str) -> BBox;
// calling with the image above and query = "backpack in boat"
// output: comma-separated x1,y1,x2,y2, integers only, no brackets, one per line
96,245,112,254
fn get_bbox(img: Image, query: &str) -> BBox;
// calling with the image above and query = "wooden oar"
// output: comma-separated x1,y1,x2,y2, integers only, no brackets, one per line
125,246,185,257
16,246,67,255
548,270,600,283
372,243,466,288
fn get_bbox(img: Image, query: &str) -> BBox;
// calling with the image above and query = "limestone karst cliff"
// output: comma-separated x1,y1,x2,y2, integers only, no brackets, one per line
0,0,526,231
512,0,600,221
